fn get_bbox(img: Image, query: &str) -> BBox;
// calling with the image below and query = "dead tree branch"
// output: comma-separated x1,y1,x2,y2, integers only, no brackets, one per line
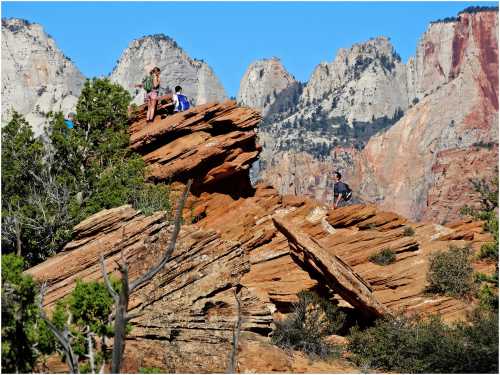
38,282,80,374
100,179,192,373
226,286,243,374
85,326,96,374
129,179,192,292
99,254,119,304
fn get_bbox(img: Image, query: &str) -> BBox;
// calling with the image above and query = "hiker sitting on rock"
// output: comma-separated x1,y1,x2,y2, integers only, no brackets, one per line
135,66,161,122
333,171,352,209
173,85,190,112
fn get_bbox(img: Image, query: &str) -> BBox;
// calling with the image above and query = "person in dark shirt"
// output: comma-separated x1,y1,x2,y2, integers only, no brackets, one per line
333,171,349,209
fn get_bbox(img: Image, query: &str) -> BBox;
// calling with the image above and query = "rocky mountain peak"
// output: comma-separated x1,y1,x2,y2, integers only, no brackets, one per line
410,6,499,100
110,33,227,106
245,8,498,224
356,8,499,222
237,57,302,117
300,35,408,118
134,33,179,48
1,17,85,134
2,17,33,32
340,36,401,65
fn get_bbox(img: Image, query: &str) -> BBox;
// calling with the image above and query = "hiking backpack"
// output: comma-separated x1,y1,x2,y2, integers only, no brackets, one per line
143,76,153,92
177,94,190,111
342,183,353,201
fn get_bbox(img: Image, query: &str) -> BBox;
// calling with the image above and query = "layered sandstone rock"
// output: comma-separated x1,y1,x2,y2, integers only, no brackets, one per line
273,216,391,319
28,188,493,372
129,100,262,196
110,34,226,106
27,100,495,372
1,18,85,134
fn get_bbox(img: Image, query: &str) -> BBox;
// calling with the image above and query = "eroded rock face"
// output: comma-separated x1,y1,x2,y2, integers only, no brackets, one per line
251,36,411,207
1,18,85,134
250,10,498,223
129,100,262,196
26,205,168,308
354,10,499,222
237,58,302,117
300,36,410,123
110,34,226,106
27,83,494,373
256,147,361,204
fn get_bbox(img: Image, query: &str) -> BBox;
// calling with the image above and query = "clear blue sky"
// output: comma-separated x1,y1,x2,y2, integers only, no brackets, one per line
2,1,496,96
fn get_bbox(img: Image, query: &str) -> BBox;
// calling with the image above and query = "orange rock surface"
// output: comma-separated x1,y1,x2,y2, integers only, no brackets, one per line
27,100,495,373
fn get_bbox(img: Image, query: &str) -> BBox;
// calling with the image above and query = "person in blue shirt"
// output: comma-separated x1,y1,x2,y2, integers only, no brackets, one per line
64,112,76,129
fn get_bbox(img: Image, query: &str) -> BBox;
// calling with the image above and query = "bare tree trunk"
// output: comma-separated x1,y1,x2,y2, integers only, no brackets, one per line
86,326,95,374
101,179,192,373
14,217,21,257
38,283,80,373
226,287,242,374
111,262,129,374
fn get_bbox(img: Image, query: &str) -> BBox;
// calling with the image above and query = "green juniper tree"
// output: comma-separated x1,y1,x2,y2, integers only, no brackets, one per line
1,254,54,373
45,279,121,373
1,78,172,267
1,253,122,373
1,113,45,261
2,78,176,372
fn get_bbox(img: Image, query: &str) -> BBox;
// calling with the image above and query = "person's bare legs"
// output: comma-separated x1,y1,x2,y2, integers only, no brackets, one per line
146,99,152,121
150,98,158,122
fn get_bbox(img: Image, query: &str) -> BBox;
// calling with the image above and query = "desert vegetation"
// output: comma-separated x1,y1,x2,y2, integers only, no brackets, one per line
1,78,172,267
426,245,474,298
271,291,346,359
347,308,498,373
273,287,498,373
368,248,396,266
460,175,499,260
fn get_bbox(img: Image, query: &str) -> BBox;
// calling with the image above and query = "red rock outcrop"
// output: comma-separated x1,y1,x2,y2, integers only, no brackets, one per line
273,216,391,319
129,100,261,196
27,100,495,373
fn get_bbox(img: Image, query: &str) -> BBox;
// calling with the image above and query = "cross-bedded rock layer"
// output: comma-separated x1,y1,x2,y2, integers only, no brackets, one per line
27,101,495,373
